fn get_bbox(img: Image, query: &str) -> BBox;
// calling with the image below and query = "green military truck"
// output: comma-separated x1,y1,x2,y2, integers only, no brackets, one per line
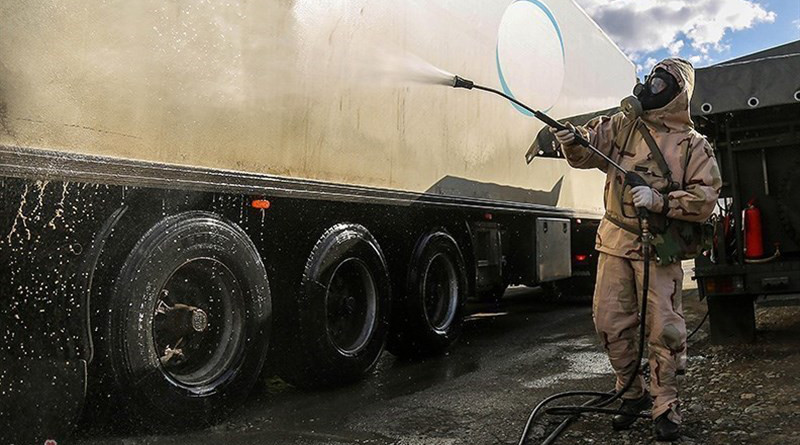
691,40,800,342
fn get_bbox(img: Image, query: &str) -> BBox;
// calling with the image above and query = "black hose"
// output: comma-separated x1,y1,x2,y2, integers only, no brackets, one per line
517,234,652,445
469,84,629,175
518,245,711,445
540,394,606,445
687,310,709,341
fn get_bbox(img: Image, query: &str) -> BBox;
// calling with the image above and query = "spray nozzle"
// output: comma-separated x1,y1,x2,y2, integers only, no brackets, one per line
452,75,474,90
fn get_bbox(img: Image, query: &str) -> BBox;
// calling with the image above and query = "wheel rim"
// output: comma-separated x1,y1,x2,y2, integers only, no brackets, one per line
325,258,378,355
422,253,459,332
152,258,245,388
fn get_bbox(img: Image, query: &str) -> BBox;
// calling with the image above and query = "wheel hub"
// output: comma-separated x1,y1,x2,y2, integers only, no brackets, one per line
191,308,209,332
156,300,209,337
152,258,245,387
325,258,378,355
423,253,459,332
343,296,356,315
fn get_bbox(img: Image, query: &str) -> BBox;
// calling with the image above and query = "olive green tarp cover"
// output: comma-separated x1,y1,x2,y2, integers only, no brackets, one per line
691,40,800,116
527,40,800,160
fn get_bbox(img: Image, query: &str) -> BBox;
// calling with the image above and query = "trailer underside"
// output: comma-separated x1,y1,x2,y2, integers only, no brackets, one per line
0,145,599,443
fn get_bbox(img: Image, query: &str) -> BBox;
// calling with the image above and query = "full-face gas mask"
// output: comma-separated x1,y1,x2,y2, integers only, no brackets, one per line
621,68,680,120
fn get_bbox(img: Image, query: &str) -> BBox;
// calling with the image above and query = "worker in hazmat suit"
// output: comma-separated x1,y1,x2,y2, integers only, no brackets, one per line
551,58,721,441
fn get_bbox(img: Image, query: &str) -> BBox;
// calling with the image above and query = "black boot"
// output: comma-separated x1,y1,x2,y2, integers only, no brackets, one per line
653,412,681,441
612,393,652,430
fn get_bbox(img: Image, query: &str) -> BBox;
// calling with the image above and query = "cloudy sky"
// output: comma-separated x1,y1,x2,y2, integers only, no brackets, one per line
574,0,800,75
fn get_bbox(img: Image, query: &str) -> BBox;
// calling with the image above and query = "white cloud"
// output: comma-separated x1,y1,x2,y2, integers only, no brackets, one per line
575,0,776,57
667,39,685,55
643,57,659,72
793,19,800,29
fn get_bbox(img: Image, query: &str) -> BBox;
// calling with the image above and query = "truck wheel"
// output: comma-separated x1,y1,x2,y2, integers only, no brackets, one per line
283,223,391,388
103,211,271,427
708,294,756,343
388,231,468,358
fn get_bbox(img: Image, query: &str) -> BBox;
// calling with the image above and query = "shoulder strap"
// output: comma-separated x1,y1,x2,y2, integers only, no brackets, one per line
614,117,638,159
681,137,695,188
604,213,641,235
636,123,675,188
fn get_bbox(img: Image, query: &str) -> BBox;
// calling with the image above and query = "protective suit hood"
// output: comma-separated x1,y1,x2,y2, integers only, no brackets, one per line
642,58,695,132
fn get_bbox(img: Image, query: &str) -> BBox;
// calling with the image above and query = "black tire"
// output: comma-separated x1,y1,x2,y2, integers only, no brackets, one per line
281,223,391,388
388,231,468,358
103,211,271,427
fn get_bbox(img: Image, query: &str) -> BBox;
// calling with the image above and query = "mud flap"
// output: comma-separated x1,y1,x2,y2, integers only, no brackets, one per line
0,356,86,445
707,294,756,344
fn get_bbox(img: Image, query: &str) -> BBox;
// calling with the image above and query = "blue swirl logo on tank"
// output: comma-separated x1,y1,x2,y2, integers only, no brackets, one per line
496,0,566,115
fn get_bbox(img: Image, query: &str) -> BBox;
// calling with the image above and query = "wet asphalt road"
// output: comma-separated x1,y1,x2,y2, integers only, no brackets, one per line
73,278,707,445
74,286,617,445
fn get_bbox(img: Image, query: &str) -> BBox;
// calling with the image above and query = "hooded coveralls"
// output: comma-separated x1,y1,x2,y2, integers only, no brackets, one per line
561,58,722,423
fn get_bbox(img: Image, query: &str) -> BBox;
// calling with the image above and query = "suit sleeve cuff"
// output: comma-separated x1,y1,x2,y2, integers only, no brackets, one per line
657,190,670,215
648,189,663,214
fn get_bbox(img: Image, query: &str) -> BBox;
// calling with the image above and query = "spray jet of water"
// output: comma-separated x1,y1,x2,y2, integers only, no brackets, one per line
367,51,455,87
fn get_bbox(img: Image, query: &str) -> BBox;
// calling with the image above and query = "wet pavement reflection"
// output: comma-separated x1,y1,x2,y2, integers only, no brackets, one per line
74,287,610,445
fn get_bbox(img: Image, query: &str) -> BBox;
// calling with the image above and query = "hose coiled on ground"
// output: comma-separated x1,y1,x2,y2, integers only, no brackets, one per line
517,217,654,445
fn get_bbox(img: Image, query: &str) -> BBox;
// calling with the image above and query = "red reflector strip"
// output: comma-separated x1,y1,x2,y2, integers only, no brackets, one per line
251,199,271,209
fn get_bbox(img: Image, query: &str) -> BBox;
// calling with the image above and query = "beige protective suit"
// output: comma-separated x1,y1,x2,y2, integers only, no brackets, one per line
562,58,722,423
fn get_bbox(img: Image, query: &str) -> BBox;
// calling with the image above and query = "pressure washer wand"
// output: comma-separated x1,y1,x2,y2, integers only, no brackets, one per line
451,75,650,213
452,76,628,175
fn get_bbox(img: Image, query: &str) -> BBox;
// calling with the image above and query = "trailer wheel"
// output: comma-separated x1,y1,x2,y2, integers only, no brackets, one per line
283,223,390,388
103,211,271,427
388,231,468,358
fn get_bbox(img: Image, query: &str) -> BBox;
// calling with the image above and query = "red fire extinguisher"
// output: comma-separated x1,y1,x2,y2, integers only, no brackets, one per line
744,198,764,259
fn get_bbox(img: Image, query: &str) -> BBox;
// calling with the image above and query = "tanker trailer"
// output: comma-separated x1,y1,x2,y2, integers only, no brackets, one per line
0,0,634,440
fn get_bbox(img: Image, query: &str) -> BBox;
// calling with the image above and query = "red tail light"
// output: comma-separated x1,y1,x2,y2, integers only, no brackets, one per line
703,276,744,294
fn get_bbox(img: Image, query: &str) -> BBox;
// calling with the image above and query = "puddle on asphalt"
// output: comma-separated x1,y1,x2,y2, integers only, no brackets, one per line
521,338,612,388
